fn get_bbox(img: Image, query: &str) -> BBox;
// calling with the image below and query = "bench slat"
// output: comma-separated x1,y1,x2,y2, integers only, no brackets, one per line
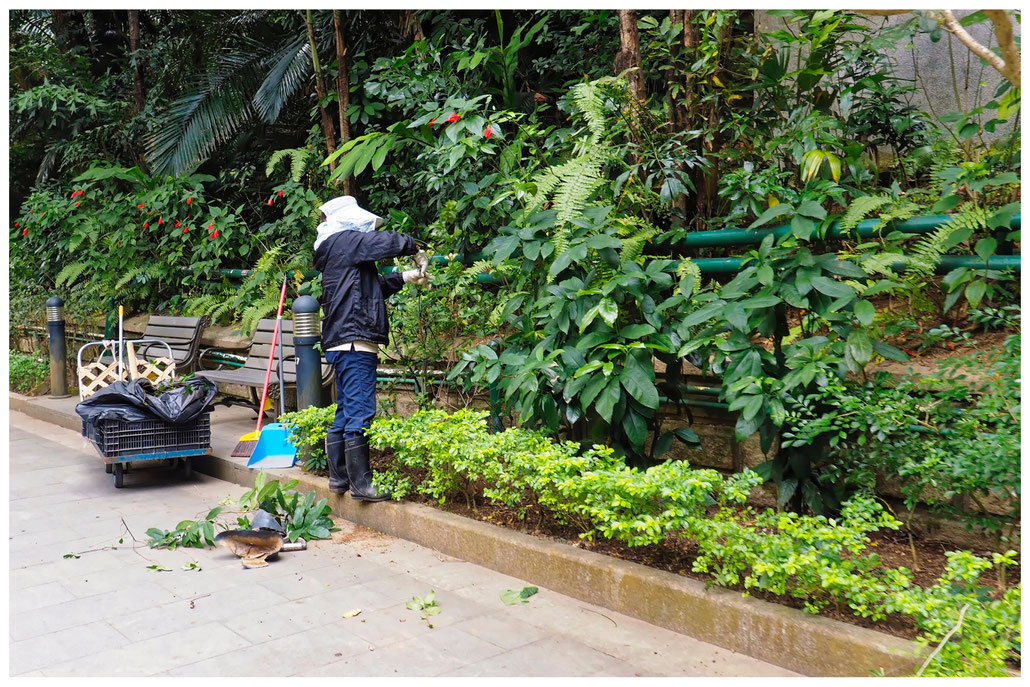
147,316,205,328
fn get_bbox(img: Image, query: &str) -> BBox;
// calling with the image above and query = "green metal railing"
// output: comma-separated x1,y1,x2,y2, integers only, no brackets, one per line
214,213,1021,284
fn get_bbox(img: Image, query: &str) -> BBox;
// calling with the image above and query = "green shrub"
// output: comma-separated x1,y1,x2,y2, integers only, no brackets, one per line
279,404,337,475
364,408,1019,676
9,351,49,393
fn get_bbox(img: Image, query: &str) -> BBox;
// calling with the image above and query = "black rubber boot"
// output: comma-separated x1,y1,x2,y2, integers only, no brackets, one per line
326,433,349,494
345,435,389,502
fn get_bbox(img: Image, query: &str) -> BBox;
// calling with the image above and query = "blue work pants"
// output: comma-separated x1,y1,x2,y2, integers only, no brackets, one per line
325,350,378,438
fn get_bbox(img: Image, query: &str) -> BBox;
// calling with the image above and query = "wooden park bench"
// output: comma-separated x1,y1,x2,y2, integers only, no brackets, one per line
133,315,210,375
197,318,333,419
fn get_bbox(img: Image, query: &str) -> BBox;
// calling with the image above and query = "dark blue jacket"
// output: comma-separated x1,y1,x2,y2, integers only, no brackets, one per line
313,229,417,348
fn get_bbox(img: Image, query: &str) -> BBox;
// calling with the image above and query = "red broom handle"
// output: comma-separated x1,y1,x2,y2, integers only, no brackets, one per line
254,276,289,434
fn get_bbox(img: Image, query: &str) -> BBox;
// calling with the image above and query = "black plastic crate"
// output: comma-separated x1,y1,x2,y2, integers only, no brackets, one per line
82,414,211,458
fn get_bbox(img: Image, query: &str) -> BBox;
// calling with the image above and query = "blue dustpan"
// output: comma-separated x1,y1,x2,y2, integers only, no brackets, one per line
246,423,298,469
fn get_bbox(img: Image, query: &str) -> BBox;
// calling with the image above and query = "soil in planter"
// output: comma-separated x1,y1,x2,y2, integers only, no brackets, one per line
369,450,1020,643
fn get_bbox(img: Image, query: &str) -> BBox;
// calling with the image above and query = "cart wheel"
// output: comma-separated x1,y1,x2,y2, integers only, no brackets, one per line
112,463,124,488
181,457,193,480
105,463,113,474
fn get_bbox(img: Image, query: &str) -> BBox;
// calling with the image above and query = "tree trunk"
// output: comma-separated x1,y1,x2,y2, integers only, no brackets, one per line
696,15,734,222
403,9,425,42
333,10,352,194
615,10,646,102
681,11,696,122
128,10,145,115
668,10,698,221
305,10,338,175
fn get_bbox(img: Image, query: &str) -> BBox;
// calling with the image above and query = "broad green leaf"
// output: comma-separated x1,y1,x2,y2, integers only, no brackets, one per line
853,300,875,327
790,215,816,240
796,200,827,220
724,303,749,331
846,330,873,366
623,408,647,446
673,427,701,445
974,238,998,262
598,298,619,326
964,280,986,308
748,204,794,229
682,301,725,328
619,323,655,339
594,379,621,423
621,356,659,410
810,275,854,299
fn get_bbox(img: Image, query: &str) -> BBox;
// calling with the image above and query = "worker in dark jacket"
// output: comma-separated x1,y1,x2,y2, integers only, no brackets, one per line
312,196,428,501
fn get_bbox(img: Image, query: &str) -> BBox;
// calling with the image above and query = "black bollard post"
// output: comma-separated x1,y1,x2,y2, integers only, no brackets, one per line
292,295,323,411
46,296,69,398
488,338,502,432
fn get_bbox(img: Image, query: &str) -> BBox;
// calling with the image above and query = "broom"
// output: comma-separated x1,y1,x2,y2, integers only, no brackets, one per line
231,274,289,458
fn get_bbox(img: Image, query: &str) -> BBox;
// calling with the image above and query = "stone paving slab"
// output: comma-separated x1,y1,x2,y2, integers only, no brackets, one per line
8,410,797,677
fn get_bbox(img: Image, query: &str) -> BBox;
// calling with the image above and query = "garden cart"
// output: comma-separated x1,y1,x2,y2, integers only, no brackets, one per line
76,337,214,488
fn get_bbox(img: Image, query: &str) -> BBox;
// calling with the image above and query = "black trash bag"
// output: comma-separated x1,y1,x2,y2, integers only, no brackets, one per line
76,377,217,425
75,380,153,424
144,377,218,424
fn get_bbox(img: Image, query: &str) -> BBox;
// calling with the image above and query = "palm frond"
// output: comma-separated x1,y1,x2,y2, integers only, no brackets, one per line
146,47,267,176
253,36,311,124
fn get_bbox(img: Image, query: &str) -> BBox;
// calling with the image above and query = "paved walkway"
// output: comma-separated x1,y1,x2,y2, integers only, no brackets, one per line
8,411,797,677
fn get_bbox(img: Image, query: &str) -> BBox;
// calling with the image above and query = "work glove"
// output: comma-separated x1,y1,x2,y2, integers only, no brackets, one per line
402,268,429,287
414,251,430,274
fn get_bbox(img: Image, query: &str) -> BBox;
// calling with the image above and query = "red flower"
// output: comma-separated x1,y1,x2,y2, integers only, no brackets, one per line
71,191,76,199
429,118,437,126
143,222,149,228
278,189,284,197
211,230,219,238
448,113,460,123
207,223,213,230
158,217,163,224
14,222,19,227
22,228,28,236
183,226,189,234
74,202,79,207
268,198,274,206
137,204,145,209
186,197,193,205
484,125,492,139
175,220,180,228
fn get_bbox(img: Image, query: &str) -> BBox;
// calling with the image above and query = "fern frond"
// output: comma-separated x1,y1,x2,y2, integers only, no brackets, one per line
240,293,281,335
266,147,310,182
877,200,920,227
115,266,147,290
840,195,891,233
858,251,906,279
612,216,659,264
676,258,702,292
907,207,989,278
56,262,88,288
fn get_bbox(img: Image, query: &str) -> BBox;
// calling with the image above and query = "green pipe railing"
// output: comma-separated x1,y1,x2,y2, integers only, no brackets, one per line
215,213,1020,283
672,213,1021,249
688,254,1021,274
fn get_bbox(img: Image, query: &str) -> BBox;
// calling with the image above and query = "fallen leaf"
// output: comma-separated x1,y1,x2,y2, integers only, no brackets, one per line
501,586,539,605
342,609,362,618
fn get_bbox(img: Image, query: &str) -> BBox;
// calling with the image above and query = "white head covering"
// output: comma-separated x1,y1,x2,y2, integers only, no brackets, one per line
313,196,385,251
